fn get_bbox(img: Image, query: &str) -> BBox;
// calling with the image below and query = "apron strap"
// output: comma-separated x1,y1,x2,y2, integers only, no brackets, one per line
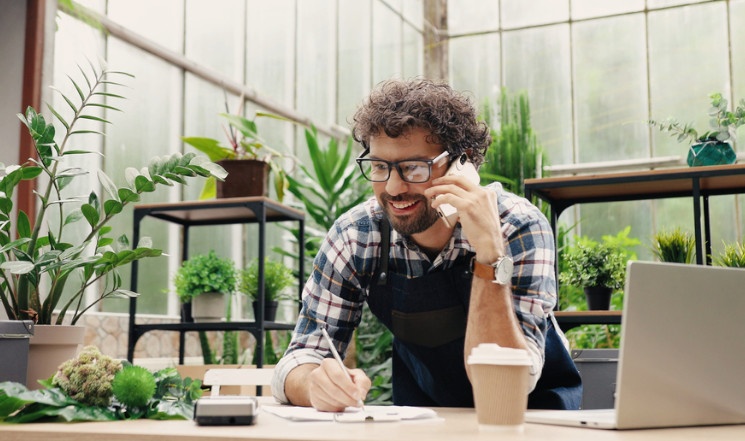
377,218,390,285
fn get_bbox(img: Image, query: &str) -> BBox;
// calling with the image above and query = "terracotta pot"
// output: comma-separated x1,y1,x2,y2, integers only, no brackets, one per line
216,159,270,198
584,286,613,311
27,324,85,389
192,292,227,322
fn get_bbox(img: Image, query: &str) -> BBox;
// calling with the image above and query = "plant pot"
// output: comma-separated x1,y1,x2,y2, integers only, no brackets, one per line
216,159,270,199
687,141,736,167
192,292,227,322
27,324,86,389
252,300,279,322
584,286,613,311
0,320,34,384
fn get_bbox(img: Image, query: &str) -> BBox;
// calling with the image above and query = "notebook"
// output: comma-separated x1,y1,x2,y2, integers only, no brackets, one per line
526,261,745,430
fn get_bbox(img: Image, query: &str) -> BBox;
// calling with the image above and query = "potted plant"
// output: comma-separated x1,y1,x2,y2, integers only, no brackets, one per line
560,242,627,310
651,228,696,264
173,251,237,322
713,242,745,268
649,92,745,167
181,101,295,201
239,257,295,322
0,64,224,387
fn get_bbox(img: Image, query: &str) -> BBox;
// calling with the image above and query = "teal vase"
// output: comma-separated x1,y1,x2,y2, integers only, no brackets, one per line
687,141,737,167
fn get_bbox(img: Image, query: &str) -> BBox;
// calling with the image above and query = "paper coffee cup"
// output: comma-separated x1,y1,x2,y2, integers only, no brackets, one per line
468,343,531,430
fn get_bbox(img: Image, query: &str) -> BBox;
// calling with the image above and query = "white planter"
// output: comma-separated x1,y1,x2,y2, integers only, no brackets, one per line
27,324,86,389
192,292,227,322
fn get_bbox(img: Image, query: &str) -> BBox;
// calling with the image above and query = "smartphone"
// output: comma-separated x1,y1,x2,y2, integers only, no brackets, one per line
436,154,480,228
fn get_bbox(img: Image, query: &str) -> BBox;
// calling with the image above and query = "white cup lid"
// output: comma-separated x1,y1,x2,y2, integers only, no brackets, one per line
467,343,532,366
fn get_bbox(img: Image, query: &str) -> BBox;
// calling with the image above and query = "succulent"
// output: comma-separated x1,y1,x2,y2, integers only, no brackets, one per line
52,346,122,407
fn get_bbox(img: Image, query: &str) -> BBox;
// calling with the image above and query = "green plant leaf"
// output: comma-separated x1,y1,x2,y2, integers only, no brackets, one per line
81,203,99,227
16,211,31,239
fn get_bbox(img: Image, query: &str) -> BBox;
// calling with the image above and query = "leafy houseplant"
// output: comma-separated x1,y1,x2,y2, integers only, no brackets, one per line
0,64,224,326
181,108,294,201
713,242,745,268
239,257,295,322
651,228,696,264
173,250,237,322
649,92,745,167
560,241,627,310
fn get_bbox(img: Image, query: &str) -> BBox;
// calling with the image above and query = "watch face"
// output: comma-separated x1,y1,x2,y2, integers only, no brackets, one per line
495,257,513,284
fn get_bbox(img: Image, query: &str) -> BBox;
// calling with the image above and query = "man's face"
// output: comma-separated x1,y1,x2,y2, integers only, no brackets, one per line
368,127,449,236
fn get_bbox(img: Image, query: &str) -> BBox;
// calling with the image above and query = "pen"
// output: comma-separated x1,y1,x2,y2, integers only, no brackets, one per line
321,326,365,409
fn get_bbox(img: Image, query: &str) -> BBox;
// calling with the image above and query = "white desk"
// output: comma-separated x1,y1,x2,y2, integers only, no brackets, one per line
1,406,744,441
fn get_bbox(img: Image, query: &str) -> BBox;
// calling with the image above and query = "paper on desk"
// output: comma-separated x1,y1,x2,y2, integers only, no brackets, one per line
262,405,437,422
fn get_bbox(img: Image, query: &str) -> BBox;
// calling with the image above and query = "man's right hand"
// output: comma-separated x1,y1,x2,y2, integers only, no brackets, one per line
285,359,371,411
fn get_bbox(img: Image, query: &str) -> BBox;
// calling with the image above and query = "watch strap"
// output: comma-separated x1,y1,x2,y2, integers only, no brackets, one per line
470,257,496,281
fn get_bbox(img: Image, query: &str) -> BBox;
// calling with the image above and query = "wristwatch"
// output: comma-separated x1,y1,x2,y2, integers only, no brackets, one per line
470,255,513,285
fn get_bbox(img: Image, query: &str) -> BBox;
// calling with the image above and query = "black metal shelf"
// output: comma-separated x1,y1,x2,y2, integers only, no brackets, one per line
126,197,305,368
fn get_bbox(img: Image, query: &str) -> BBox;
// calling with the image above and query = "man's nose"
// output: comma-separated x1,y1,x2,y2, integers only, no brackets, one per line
385,168,409,196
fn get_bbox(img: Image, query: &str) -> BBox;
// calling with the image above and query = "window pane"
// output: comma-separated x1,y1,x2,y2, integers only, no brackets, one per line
448,0,499,34
339,0,372,126
501,0,569,29
648,2,730,157
572,14,649,163
503,25,572,166
372,0,403,83
571,0,644,20
449,33,500,112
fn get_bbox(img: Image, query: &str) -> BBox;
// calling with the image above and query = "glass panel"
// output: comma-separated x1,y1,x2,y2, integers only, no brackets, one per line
647,2,730,157
571,0,644,20
730,0,745,146
648,0,709,9
185,0,245,83
297,0,336,123
402,20,423,79
449,33,500,115
501,0,569,29
372,0,403,84
572,14,649,163
402,0,423,30
338,0,372,126
577,201,651,261
107,0,183,51
448,0,499,34
503,25,573,167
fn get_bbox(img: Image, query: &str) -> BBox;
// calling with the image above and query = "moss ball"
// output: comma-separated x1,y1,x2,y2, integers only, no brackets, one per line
52,345,122,407
112,365,157,408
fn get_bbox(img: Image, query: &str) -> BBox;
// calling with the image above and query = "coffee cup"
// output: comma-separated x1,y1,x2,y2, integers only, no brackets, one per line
467,343,532,431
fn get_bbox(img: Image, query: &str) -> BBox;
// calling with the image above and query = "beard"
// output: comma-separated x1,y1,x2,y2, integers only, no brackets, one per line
379,192,440,236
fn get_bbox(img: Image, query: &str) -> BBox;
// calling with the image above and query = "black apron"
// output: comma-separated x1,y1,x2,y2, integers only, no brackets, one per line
365,220,582,409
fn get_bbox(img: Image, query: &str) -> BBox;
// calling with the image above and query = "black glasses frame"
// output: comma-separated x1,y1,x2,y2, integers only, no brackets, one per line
355,150,450,183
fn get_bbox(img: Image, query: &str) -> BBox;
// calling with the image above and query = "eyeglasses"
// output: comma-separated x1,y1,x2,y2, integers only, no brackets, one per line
356,151,450,183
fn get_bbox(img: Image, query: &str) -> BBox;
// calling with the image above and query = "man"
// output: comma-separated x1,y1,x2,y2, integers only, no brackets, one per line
271,78,581,411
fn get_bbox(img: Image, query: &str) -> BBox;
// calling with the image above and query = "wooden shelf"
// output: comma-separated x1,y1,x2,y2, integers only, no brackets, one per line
554,311,622,332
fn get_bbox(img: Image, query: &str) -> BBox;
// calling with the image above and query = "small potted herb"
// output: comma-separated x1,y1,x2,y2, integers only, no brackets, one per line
713,242,745,268
173,251,237,322
649,92,745,167
651,228,696,264
239,257,295,322
560,242,627,310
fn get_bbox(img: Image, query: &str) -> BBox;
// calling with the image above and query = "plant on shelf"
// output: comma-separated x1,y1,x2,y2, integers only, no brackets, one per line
560,240,627,311
173,250,237,319
649,92,745,167
651,227,696,264
239,257,296,323
713,242,745,268
181,100,295,201
0,64,224,326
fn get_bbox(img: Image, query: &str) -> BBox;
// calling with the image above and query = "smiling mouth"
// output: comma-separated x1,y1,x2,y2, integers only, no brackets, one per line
390,200,419,210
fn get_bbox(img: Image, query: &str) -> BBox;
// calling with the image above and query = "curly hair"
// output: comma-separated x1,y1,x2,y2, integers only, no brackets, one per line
351,78,491,167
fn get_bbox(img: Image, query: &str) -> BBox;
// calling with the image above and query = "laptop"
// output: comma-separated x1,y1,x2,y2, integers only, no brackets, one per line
526,261,745,430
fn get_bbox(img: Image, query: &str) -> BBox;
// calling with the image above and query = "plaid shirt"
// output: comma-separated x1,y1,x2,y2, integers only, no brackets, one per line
272,182,557,403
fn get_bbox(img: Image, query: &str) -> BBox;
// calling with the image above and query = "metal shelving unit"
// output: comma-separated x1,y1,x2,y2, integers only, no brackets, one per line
126,197,305,368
